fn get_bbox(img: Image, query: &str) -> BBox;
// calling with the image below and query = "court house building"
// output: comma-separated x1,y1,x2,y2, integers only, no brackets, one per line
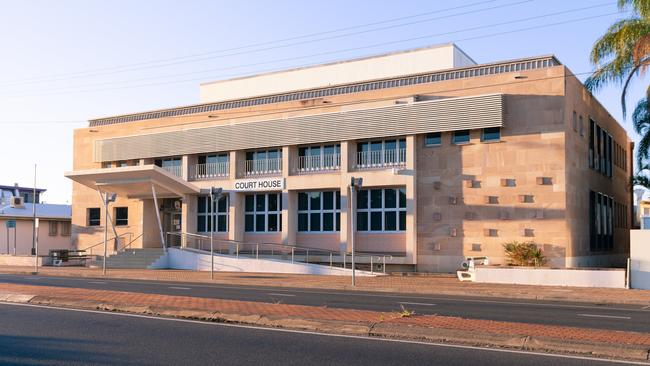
66,44,633,272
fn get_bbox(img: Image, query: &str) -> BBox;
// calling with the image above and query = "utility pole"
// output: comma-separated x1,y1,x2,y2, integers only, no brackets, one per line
349,177,363,286
31,164,36,256
209,187,222,279
32,164,37,273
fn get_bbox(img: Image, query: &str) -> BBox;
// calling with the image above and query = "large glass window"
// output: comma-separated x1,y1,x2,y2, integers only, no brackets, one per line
198,153,228,165
356,187,406,232
244,193,282,232
298,191,341,232
197,195,229,233
356,138,406,166
245,149,282,174
298,144,341,171
589,191,613,252
154,157,182,176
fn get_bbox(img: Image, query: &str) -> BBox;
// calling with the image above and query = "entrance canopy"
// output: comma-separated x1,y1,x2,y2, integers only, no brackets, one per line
65,165,201,199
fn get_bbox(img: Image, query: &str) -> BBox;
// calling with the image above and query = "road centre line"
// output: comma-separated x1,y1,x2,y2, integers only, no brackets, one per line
577,314,632,320
398,302,436,306
169,286,191,290
268,293,296,297
88,281,106,284
0,302,645,366
2,274,648,313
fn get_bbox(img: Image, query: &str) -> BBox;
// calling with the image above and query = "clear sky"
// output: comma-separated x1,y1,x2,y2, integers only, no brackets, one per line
0,0,644,203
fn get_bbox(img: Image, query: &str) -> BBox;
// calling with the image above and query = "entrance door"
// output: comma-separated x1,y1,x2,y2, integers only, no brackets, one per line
162,198,182,247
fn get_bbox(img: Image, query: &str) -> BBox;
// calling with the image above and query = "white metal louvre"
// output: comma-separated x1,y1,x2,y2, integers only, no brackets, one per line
95,93,504,162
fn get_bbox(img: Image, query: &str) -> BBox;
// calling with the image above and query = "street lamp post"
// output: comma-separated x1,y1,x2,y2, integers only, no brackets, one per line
349,177,363,286
103,193,117,275
209,187,222,279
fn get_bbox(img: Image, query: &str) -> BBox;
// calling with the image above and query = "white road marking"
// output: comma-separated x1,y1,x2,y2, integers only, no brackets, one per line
268,293,296,297
0,302,645,365
577,314,632,320
88,281,106,284
169,286,191,290
398,302,436,306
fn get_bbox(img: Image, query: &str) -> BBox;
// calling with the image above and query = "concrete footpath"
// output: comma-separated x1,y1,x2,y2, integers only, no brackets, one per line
0,281,649,361
1,266,650,306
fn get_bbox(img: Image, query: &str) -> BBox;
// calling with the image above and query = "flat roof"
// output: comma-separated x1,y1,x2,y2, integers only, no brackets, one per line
87,53,560,127
0,185,46,192
199,43,476,87
0,203,70,220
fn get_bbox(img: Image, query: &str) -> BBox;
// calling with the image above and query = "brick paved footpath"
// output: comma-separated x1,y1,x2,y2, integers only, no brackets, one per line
0,282,649,349
1,266,649,306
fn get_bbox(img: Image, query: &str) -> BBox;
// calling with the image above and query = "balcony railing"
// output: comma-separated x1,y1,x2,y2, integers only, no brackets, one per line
241,158,283,176
294,154,340,174
355,149,406,170
190,162,230,181
160,165,182,177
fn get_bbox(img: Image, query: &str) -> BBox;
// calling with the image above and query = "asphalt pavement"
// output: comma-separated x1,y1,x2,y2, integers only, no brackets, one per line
0,302,642,366
0,273,648,333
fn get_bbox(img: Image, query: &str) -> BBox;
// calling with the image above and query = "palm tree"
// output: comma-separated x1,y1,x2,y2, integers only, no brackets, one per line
585,0,650,117
632,98,650,167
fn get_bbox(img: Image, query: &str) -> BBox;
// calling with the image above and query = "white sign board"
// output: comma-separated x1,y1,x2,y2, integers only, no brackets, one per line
233,178,285,192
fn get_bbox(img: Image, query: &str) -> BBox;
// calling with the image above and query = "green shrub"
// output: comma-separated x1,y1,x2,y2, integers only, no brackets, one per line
503,241,547,267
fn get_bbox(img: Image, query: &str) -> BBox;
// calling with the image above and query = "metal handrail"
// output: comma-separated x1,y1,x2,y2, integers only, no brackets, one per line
294,154,340,173
190,162,230,180
166,232,395,273
117,233,144,252
83,232,135,257
241,158,282,176
355,149,406,169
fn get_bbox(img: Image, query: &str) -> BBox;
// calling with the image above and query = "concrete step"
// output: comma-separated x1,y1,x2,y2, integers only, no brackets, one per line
105,248,165,269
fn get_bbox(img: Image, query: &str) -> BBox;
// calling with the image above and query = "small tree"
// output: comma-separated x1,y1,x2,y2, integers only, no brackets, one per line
503,241,547,267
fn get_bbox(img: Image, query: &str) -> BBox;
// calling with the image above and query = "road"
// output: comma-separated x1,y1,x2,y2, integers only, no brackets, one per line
0,302,642,366
0,273,648,333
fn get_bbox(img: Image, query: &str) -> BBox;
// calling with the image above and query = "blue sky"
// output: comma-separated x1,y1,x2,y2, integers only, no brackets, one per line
0,0,644,203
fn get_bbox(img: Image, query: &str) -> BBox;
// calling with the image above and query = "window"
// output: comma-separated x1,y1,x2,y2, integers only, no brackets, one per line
481,127,501,142
245,193,281,232
114,207,128,226
356,187,406,232
579,115,584,136
245,149,282,173
298,191,341,232
520,195,535,203
198,153,228,165
48,221,57,236
452,130,470,144
356,138,406,166
501,178,516,187
155,157,182,176
425,132,441,146
60,221,71,236
87,208,100,226
197,195,229,232
589,191,613,251
117,161,128,167
298,144,341,170
486,196,499,204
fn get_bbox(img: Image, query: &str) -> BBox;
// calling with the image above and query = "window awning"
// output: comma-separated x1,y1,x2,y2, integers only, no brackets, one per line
65,165,200,199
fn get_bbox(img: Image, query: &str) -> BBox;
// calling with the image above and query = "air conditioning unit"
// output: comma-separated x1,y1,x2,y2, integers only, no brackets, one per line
10,196,24,208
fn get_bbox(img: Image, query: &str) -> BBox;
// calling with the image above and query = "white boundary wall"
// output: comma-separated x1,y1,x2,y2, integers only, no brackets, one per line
630,230,650,290
152,248,376,276
474,266,626,288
